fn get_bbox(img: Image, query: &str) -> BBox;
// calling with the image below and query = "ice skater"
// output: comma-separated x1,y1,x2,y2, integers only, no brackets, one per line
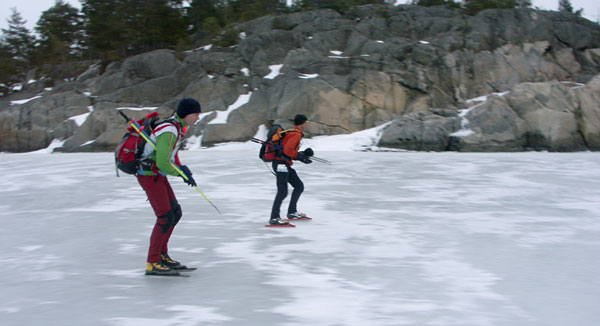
269,114,314,226
136,98,201,275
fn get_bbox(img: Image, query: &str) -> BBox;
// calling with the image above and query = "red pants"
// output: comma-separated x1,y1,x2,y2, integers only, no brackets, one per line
137,174,178,263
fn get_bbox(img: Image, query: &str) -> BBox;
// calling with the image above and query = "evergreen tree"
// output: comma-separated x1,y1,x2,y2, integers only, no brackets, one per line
0,43,20,95
463,0,518,15
412,0,460,8
291,0,382,12
558,0,573,12
35,0,85,62
220,0,284,24
517,0,531,8
558,0,583,16
81,0,123,60
189,0,224,33
1,8,35,66
82,0,188,60
117,0,188,54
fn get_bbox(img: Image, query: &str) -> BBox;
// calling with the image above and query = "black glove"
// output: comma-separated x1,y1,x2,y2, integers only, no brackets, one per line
303,148,314,157
297,152,312,164
180,165,197,187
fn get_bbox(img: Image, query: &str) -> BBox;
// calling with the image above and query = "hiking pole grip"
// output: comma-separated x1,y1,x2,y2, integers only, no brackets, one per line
118,110,131,123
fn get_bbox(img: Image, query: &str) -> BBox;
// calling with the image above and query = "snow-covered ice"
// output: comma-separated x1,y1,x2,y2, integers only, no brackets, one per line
1,146,600,326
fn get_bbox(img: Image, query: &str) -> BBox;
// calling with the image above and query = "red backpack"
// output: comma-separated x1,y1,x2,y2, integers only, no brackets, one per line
114,112,160,175
259,124,297,162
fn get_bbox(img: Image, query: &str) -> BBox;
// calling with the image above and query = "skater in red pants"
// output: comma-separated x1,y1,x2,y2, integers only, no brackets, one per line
136,98,201,276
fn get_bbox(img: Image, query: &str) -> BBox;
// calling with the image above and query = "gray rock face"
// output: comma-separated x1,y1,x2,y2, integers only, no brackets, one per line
0,91,91,152
449,96,528,152
1,5,599,152
381,78,600,152
91,50,183,97
578,76,600,149
379,111,461,151
506,81,584,151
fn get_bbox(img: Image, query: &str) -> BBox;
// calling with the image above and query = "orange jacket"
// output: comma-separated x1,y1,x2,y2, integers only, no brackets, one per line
281,126,304,165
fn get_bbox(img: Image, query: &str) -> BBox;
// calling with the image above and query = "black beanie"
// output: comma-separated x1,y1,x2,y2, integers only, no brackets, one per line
294,114,308,126
177,98,201,118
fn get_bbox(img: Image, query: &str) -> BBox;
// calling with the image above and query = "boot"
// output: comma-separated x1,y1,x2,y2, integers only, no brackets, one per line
161,253,183,269
269,217,291,225
287,212,309,220
145,262,179,276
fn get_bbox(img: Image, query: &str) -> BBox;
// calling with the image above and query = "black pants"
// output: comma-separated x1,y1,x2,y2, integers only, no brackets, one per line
270,162,304,219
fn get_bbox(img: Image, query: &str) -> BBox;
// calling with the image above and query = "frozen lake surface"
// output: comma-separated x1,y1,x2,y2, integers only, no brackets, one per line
1,150,599,326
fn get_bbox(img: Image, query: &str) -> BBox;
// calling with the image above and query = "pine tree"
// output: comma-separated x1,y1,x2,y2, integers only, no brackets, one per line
35,0,85,62
117,0,188,54
412,0,460,8
558,0,583,16
230,0,287,23
189,0,224,33
82,0,188,60
0,43,20,95
81,0,123,60
463,0,518,15
558,0,573,12
295,0,383,11
1,8,36,66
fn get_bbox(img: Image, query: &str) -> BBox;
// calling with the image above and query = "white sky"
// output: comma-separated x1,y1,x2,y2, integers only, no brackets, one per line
1,0,598,32
2,0,81,32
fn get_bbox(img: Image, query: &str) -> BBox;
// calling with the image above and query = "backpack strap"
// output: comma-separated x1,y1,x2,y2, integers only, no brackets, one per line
153,117,183,139
280,129,297,135
273,128,297,142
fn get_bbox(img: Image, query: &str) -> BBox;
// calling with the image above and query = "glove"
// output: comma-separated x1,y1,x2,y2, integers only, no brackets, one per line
297,152,312,164
179,165,197,187
303,148,314,157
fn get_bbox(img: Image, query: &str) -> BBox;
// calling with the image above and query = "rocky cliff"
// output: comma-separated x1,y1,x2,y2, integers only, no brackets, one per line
1,5,599,152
